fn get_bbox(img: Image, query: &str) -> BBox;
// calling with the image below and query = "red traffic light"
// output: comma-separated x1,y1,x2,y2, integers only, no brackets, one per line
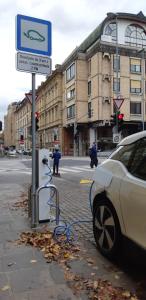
118,113,124,120
35,112,40,118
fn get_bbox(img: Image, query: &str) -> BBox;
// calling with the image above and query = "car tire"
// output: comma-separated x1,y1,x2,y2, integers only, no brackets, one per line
93,198,121,259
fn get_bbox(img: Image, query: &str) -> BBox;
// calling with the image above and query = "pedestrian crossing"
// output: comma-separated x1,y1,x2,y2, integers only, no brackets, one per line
0,165,95,175
59,165,93,174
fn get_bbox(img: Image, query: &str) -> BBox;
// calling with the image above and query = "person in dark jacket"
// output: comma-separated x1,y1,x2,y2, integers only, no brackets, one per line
89,142,98,168
52,148,61,175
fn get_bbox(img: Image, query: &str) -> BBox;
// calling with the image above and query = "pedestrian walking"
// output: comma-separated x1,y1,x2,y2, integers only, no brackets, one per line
89,142,98,168
52,147,61,176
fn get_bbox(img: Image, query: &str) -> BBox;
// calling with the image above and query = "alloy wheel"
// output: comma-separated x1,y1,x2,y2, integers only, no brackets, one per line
94,205,116,251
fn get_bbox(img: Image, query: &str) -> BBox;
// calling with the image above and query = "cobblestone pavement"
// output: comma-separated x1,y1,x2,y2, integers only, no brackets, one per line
52,174,95,244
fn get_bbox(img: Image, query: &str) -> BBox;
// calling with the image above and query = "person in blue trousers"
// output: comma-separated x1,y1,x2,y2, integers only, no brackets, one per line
52,148,61,176
89,142,98,168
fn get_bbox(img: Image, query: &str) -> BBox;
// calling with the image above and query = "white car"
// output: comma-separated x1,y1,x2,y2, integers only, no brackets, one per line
8,149,17,157
91,131,146,259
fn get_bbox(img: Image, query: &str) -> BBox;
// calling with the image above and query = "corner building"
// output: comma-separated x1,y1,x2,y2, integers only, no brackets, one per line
61,11,146,155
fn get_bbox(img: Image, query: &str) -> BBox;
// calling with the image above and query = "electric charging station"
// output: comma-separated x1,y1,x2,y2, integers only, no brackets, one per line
36,148,51,222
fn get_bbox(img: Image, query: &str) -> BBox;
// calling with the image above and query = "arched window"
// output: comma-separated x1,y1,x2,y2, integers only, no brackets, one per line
125,24,146,47
105,22,117,41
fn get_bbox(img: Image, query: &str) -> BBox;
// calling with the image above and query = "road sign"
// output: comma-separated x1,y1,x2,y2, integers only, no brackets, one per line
113,133,121,144
19,140,24,144
16,52,52,75
25,92,38,103
16,14,52,56
113,95,124,110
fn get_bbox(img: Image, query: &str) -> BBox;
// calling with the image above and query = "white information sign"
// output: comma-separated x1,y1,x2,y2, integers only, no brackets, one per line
113,133,121,144
16,52,52,75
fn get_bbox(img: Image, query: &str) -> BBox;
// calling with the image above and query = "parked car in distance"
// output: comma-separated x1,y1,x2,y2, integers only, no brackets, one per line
8,149,17,157
91,131,146,259
23,149,32,156
16,149,23,154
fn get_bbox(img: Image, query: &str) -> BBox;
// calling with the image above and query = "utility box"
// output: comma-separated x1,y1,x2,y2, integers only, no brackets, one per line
36,149,51,222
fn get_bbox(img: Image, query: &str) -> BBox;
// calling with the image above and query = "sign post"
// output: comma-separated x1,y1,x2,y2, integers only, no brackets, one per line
16,14,52,228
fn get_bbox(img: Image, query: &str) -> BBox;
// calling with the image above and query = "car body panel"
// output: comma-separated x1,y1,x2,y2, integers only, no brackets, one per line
92,159,127,235
120,173,146,249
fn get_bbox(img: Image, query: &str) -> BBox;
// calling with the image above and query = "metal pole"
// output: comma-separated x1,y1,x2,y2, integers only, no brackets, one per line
31,73,36,227
115,15,119,132
74,121,77,156
142,50,145,131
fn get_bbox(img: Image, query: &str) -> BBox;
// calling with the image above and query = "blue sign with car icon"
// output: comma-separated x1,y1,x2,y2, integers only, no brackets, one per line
16,14,52,56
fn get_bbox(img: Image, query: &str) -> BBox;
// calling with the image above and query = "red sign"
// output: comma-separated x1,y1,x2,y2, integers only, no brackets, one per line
25,93,38,103
53,140,60,145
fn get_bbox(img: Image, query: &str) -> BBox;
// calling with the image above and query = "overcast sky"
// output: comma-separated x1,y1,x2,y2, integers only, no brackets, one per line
0,0,146,124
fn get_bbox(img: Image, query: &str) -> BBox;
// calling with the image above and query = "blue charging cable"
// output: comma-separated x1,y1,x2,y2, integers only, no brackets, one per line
44,163,94,243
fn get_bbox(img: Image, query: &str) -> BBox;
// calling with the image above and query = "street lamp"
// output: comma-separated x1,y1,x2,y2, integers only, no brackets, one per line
137,48,145,131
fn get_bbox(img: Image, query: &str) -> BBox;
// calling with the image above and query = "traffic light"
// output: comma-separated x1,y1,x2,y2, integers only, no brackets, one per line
117,112,124,132
35,112,39,131
110,113,117,126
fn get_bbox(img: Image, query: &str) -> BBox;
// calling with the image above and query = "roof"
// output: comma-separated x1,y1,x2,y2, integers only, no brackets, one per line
77,11,146,54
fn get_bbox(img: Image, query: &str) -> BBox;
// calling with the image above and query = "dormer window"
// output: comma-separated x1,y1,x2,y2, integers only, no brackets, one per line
105,22,117,41
125,24,146,47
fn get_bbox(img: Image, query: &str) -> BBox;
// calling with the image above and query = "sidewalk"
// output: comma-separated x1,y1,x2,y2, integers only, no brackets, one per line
0,182,82,300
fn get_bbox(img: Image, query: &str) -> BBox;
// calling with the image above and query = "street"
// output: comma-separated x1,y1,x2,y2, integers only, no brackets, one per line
0,156,146,299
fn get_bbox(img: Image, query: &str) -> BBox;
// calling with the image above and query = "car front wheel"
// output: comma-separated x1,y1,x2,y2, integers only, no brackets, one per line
93,198,121,259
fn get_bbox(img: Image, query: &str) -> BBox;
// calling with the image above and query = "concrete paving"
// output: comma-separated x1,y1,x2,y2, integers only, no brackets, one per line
0,182,83,299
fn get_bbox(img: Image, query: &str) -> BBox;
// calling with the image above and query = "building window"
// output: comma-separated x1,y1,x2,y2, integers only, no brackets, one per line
67,104,75,119
130,80,141,94
125,24,146,47
130,58,141,73
66,63,75,81
88,59,91,75
88,102,91,118
105,22,117,41
88,81,91,96
66,88,75,100
113,55,120,71
113,78,120,92
130,102,141,114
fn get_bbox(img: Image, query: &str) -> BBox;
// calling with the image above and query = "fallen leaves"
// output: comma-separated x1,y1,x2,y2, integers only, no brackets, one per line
0,285,11,291
16,230,139,300
66,274,139,300
11,198,28,212
16,230,80,264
